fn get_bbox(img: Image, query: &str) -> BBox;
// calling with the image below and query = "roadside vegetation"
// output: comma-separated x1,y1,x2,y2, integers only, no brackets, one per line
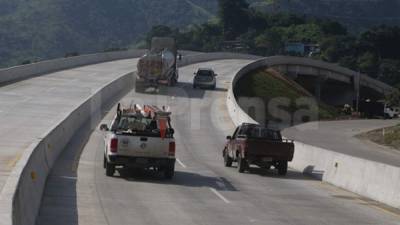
0,0,218,68
234,69,339,124
145,0,400,90
358,124,400,150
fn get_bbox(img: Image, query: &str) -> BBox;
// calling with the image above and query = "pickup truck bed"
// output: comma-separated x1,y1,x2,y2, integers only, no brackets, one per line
101,103,176,179
245,139,294,162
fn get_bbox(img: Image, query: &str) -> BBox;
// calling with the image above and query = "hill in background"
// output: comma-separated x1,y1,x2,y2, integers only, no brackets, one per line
1,0,400,68
0,0,218,67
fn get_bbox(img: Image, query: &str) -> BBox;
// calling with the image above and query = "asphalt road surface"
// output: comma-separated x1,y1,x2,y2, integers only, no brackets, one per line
283,119,400,167
36,60,400,225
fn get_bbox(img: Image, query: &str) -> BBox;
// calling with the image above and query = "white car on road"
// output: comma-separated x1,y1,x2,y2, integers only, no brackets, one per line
193,68,217,89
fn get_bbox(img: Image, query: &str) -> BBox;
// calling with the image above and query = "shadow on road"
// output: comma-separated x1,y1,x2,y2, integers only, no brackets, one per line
135,81,227,99
232,166,320,181
119,169,238,192
36,82,134,225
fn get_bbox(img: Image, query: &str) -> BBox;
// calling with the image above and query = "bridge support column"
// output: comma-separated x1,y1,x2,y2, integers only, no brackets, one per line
353,72,361,111
315,71,328,101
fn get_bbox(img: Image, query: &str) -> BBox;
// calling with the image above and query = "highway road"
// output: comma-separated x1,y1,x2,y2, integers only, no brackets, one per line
283,119,400,167
0,58,138,192
36,60,400,225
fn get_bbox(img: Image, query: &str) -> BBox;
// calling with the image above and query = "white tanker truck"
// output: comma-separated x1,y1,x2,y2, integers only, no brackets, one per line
136,37,180,90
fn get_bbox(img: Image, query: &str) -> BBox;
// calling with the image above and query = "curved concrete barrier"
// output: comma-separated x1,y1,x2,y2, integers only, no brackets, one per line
226,57,400,209
0,52,259,225
0,50,147,86
291,141,400,209
228,56,395,97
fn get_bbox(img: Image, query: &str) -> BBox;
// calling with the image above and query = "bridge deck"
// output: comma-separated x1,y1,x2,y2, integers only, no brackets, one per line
0,58,138,192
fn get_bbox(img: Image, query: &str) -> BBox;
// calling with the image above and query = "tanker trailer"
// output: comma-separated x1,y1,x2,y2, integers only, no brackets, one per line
136,37,179,91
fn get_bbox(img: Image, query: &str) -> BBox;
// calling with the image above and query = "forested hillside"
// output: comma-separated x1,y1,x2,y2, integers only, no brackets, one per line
1,0,399,68
250,0,400,31
0,0,218,67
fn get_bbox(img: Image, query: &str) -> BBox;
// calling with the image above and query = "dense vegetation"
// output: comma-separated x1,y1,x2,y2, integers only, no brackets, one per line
250,0,400,33
1,0,399,73
146,0,400,91
0,0,218,68
358,124,400,150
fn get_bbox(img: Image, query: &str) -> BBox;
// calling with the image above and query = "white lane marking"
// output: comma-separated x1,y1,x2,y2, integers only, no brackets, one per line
209,188,231,204
176,158,187,168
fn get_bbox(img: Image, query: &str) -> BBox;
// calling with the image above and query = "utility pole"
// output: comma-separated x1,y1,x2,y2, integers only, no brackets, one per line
355,71,361,113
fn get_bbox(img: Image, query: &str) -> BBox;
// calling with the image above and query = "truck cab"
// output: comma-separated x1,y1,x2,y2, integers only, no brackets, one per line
100,103,176,179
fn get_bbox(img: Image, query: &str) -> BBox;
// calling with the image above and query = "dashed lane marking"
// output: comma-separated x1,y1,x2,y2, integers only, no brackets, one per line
209,188,231,204
176,158,187,168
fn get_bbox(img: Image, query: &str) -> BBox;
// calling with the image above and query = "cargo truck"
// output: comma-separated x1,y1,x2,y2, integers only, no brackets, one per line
136,37,180,91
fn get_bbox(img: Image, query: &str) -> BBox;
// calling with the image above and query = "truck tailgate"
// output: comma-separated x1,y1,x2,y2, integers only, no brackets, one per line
246,139,294,161
116,135,173,158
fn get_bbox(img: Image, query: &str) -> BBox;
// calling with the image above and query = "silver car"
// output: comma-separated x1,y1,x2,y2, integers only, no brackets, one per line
193,68,217,89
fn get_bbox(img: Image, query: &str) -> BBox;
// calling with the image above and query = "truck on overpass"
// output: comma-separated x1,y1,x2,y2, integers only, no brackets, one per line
136,37,180,91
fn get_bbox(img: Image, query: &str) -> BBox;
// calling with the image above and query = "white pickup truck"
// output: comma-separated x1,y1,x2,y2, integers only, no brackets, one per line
100,103,176,179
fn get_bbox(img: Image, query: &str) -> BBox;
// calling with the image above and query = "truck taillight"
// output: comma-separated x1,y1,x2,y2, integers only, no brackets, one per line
110,138,118,153
242,141,248,151
169,142,176,156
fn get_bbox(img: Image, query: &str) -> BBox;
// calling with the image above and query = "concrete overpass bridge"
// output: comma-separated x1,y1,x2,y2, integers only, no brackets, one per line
0,51,399,225
259,56,396,106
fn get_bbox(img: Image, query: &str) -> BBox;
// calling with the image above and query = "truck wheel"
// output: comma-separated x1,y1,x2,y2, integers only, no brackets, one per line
277,161,288,176
164,163,175,179
224,150,233,167
237,155,247,173
106,161,115,177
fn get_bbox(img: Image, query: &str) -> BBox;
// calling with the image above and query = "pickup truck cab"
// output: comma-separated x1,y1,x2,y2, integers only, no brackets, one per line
100,103,176,179
223,123,294,175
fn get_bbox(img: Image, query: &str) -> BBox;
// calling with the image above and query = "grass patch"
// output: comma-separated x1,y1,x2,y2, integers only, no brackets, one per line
234,69,339,124
359,124,400,150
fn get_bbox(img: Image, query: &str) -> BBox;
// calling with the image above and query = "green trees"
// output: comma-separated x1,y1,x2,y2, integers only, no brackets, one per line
360,25,400,60
218,0,249,40
0,0,217,68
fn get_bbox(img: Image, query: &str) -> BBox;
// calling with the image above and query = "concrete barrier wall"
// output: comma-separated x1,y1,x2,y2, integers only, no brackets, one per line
0,52,260,225
226,60,264,127
1,71,135,225
290,141,400,209
0,50,147,86
0,50,258,87
178,52,260,67
225,57,400,209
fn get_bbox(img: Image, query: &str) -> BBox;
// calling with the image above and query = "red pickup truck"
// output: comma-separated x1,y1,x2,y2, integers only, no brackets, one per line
223,123,294,175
